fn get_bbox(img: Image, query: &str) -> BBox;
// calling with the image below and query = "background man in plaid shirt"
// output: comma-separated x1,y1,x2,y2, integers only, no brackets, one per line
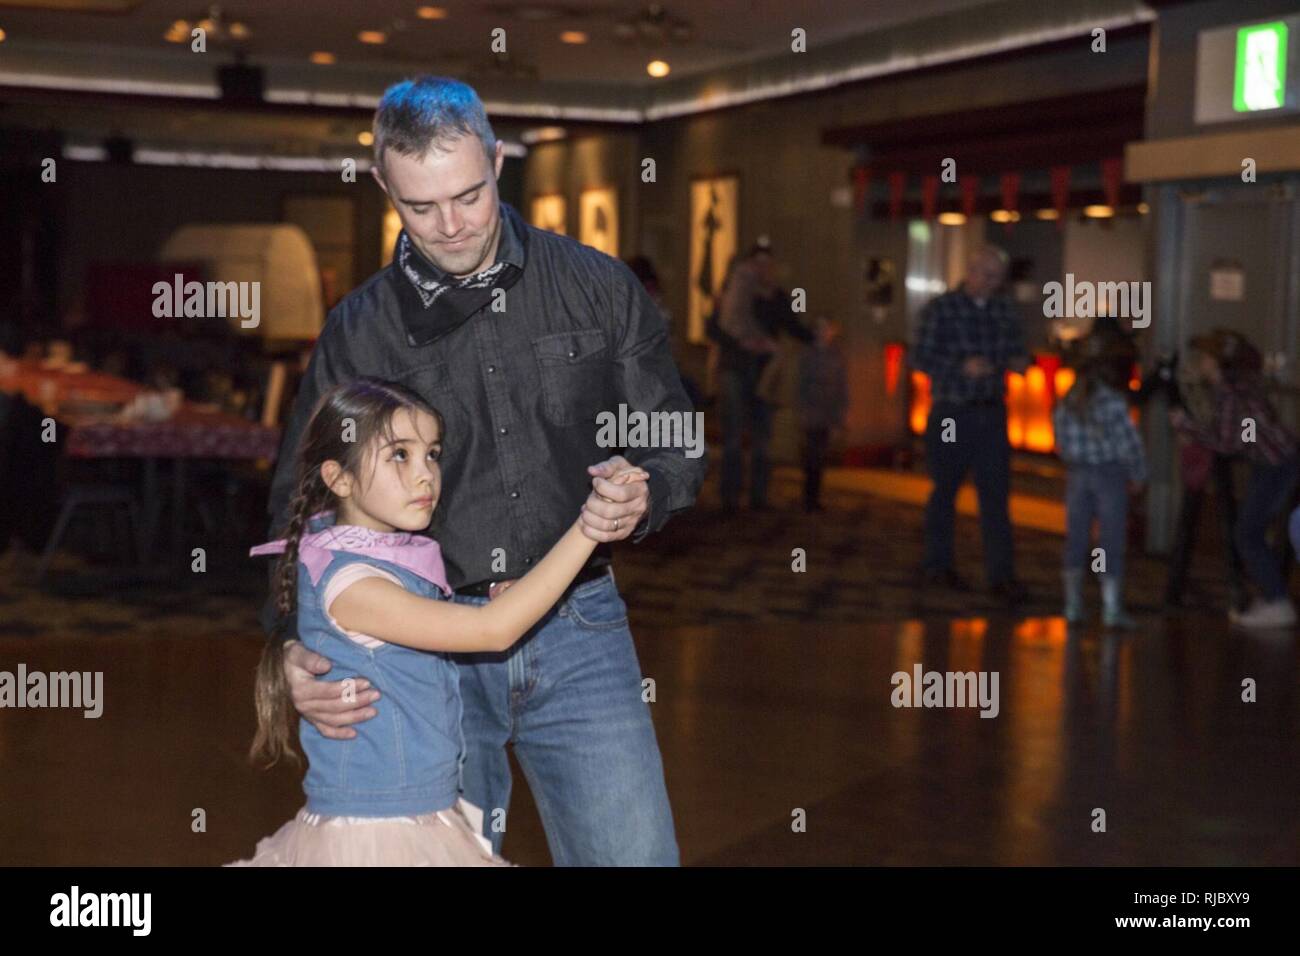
910,246,1031,602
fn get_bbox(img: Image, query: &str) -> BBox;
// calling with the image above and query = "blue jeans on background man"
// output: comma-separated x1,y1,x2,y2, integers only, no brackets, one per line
720,358,774,510
1064,463,1130,580
1235,455,1300,601
452,569,679,866
923,402,1015,584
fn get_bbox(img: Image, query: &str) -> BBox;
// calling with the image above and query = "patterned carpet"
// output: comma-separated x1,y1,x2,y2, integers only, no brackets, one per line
0,463,1248,639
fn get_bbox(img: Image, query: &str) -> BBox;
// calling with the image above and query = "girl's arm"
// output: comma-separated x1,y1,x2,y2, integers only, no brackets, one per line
330,471,646,654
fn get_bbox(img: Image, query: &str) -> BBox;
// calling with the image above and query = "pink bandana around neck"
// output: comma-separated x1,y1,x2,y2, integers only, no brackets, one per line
250,512,451,596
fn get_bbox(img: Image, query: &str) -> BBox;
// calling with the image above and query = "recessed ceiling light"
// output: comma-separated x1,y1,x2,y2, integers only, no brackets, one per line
937,212,966,226
989,209,1020,223
229,22,249,40
1084,204,1114,218
0,28,6,44
560,30,587,44
417,6,448,18
1035,208,1059,220
358,30,387,44
310,51,336,65
358,131,374,146
646,59,670,78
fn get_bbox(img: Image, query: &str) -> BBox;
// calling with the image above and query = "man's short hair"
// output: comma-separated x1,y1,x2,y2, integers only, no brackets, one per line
373,76,497,168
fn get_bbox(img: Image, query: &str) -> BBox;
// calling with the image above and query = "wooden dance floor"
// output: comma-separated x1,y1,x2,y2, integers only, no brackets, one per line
2,468,1297,865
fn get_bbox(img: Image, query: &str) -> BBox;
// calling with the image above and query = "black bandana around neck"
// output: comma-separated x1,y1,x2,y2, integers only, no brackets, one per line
394,201,528,347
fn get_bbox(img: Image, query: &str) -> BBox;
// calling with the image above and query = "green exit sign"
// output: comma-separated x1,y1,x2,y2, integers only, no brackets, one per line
1234,21,1288,112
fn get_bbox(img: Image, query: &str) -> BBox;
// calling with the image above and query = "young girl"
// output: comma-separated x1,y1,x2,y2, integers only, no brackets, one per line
1171,329,1299,628
227,377,647,866
1053,331,1147,628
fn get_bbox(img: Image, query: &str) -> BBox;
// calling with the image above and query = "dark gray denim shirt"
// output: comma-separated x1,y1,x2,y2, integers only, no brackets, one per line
262,201,706,636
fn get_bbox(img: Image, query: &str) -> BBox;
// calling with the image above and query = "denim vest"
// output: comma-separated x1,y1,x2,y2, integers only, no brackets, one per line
294,543,465,817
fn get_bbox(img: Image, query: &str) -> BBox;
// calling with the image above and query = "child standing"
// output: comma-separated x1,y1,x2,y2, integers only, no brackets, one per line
1053,333,1147,628
1171,329,1299,628
797,316,849,513
227,377,647,866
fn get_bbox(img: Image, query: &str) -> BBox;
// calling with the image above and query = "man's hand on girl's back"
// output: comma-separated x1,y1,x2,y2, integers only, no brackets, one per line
282,640,380,739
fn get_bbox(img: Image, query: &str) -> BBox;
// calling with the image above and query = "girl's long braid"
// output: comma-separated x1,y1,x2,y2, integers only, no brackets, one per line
273,467,328,621
251,467,327,768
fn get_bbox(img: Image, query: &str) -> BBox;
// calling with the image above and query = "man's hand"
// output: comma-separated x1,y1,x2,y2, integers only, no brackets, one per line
962,355,994,378
283,640,380,740
582,455,650,543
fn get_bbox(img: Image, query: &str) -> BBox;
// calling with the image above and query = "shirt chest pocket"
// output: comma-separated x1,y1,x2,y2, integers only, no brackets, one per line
531,329,612,427
397,359,466,443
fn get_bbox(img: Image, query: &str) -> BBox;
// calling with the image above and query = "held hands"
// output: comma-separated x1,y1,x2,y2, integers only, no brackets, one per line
582,455,650,543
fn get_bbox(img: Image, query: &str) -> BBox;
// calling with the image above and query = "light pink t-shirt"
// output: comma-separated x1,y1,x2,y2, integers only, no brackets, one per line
322,564,402,649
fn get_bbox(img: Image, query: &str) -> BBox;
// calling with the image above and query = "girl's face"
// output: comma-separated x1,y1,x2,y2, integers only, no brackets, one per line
327,407,443,533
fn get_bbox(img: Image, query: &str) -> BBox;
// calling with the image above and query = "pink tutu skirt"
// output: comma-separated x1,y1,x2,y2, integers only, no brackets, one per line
225,797,513,867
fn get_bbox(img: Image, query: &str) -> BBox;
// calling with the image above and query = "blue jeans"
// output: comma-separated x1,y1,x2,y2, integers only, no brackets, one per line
1064,463,1130,579
451,570,679,865
1235,454,1300,600
720,361,773,509
923,403,1015,583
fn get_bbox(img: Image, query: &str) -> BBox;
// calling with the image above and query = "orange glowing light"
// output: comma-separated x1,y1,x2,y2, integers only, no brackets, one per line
908,354,1077,453
908,371,931,435
884,342,904,397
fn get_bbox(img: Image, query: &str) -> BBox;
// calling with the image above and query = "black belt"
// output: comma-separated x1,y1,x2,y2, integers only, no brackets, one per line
458,562,610,599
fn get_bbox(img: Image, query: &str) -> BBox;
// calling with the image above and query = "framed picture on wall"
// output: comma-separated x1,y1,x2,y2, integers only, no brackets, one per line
530,194,567,235
579,186,618,257
281,194,358,310
688,174,739,345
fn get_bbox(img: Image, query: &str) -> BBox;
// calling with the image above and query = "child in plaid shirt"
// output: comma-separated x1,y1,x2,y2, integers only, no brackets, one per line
1053,333,1146,628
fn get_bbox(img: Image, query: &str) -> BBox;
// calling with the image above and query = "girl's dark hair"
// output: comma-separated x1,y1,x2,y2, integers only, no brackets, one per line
250,377,445,768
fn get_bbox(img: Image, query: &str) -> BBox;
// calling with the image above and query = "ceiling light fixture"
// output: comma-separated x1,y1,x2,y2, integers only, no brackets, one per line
647,59,670,78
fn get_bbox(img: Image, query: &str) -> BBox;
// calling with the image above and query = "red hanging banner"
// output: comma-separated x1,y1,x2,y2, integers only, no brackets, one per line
999,171,1021,233
1101,157,1123,209
1050,165,1071,231
921,174,940,221
888,171,906,222
852,167,871,215
960,175,980,219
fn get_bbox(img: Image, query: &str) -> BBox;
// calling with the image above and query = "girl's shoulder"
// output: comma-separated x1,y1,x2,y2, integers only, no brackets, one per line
301,527,452,600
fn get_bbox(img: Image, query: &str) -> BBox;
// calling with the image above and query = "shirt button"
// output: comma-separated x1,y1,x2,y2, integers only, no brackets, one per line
567,350,577,359
510,490,519,499
525,556,534,565
487,365,496,373
499,426,508,435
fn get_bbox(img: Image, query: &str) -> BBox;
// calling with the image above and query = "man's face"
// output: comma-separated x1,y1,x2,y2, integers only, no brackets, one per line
373,135,504,278
964,252,1007,300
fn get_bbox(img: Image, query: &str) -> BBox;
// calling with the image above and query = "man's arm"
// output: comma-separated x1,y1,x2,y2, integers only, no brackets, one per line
909,300,962,379
999,303,1031,373
607,258,708,542
769,293,814,344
